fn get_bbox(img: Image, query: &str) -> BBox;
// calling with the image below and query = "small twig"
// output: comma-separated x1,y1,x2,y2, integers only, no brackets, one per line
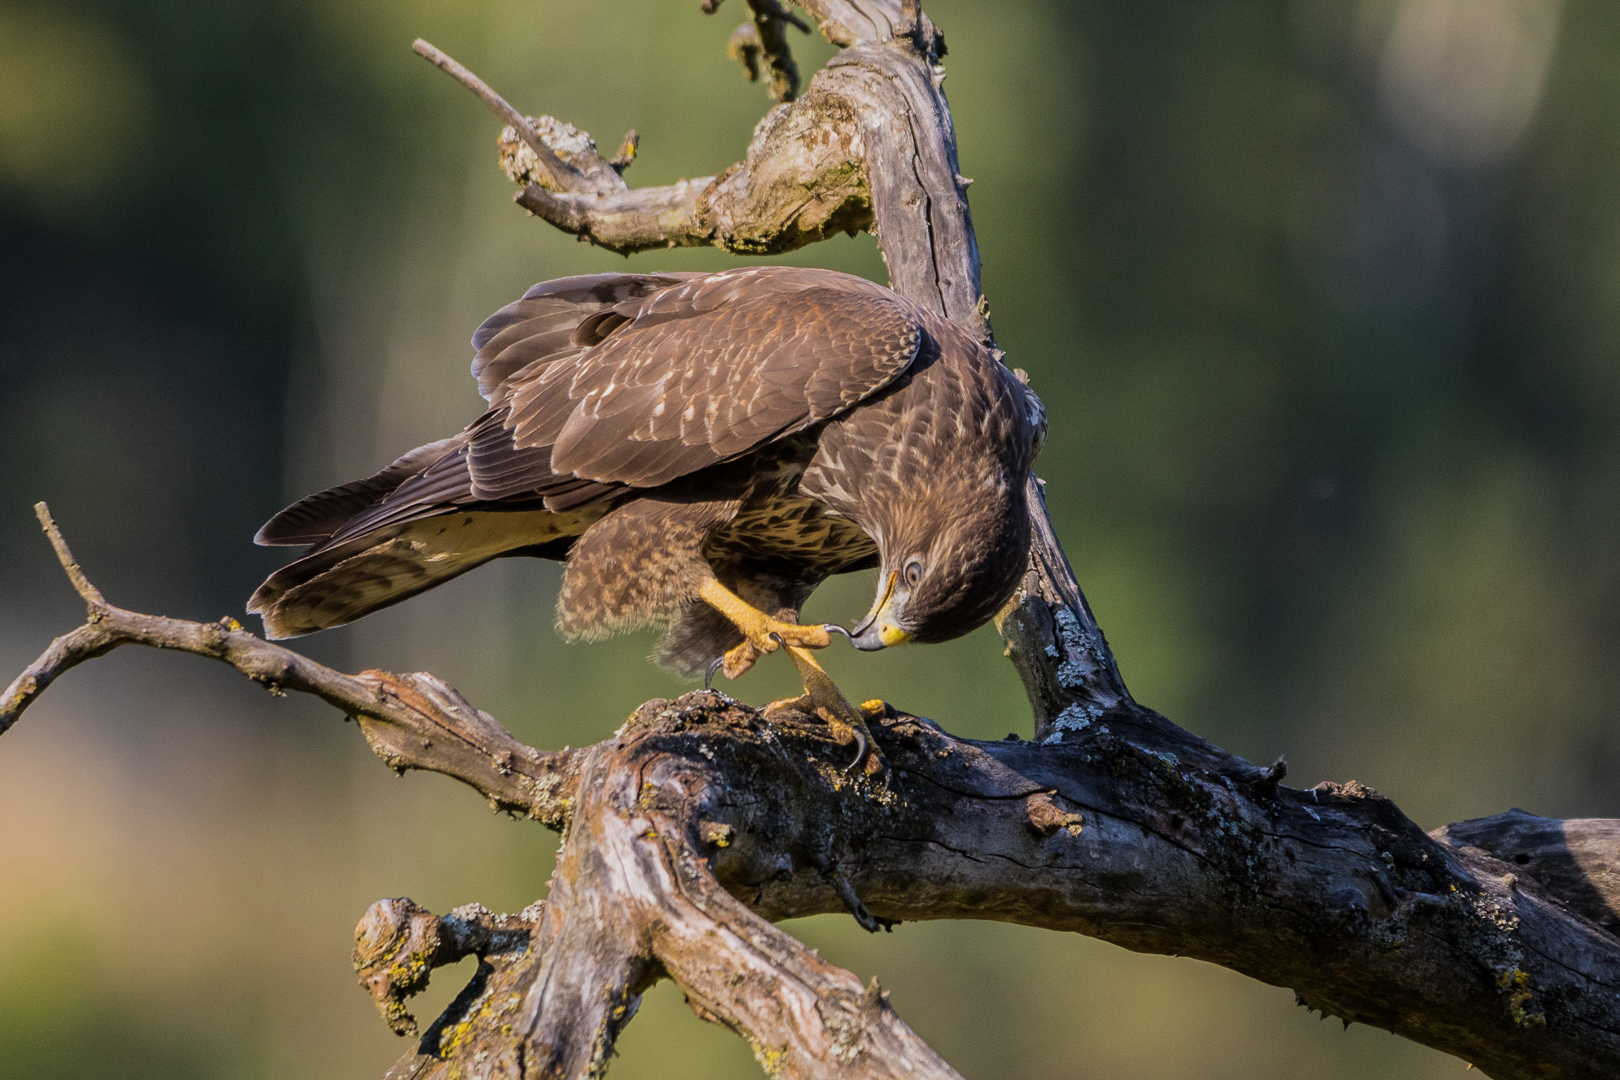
411,39,579,190
831,873,895,933
745,0,807,101
34,502,105,609
753,0,810,34
728,22,765,83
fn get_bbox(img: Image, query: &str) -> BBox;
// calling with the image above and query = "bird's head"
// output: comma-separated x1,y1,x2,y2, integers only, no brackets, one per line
848,473,1030,652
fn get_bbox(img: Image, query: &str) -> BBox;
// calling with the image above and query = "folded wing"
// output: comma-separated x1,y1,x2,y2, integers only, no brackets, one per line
248,266,923,637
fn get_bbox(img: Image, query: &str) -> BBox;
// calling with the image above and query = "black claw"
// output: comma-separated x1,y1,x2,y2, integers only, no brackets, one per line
843,723,870,775
704,655,726,690
822,623,852,644
768,631,786,647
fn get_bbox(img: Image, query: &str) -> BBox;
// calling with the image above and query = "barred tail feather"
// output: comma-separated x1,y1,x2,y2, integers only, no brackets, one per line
247,509,594,638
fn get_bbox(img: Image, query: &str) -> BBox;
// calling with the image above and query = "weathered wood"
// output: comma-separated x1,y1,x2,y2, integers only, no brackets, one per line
1,504,578,827
1436,810,1620,939
9,515,1620,1077
363,693,1620,1080
9,3,1620,1079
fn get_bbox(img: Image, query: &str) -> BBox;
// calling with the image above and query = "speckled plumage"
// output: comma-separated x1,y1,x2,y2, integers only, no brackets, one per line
249,267,1037,675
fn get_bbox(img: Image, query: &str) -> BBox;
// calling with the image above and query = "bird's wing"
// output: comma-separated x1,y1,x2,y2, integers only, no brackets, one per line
255,268,920,550
480,267,923,494
470,272,708,404
253,436,464,546
254,273,706,549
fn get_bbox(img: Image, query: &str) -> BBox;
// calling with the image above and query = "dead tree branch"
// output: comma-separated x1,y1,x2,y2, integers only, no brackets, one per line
2,503,578,827
9,513,1620,1077
9,3,1620,1079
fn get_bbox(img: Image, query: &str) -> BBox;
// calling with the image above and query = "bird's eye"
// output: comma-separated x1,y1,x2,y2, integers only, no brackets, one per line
904,560,924,588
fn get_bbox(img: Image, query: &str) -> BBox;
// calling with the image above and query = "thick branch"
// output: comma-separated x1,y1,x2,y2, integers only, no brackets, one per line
503,87,872,257
1,504,578,827
368,693,1620,1080
381,697,966,1080
10,506,1620,1076
354,896,540,1036
1436,810,1620,938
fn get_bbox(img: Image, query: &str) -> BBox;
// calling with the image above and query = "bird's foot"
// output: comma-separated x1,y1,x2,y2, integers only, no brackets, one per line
698,580,844,681
766,645,888,779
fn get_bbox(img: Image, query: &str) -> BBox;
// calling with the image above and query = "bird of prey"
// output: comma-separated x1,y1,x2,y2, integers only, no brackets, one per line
250,266,1039,769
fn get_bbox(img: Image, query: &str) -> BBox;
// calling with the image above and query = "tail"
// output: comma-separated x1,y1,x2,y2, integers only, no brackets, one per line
249,509,584,638
248,435,595,638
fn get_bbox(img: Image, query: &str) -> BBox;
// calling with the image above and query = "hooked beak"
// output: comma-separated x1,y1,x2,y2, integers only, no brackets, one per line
850,570,913,651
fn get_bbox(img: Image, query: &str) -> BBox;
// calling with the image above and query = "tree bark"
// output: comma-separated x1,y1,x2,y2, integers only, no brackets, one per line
6,3,1620,1079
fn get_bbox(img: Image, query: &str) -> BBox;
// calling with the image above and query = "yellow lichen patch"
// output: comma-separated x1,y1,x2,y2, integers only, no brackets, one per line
749,1039,789,1078
1495,968,1546,1027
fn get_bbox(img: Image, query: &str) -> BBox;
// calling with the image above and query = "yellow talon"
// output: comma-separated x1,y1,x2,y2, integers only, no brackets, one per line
698,577,885,777
699,579,832,658
781,646,883,776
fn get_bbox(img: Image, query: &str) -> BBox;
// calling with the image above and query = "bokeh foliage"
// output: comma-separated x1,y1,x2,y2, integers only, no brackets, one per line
3,1,1617,1077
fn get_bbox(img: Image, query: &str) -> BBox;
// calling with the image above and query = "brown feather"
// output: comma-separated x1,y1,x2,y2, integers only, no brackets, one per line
249,267,1037,673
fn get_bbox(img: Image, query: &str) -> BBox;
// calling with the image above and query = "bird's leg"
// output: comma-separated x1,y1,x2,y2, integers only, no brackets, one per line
695,579,884,775
773,644,886,778
698,578,837,679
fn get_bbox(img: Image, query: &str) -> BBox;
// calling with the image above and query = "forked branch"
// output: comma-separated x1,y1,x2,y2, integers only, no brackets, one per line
2,503,578,827
8,507,1620,1079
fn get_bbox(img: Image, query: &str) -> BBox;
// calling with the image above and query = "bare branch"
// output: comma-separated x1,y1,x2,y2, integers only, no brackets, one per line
995,476,1133,738
412,39,586,195
1436,810,1620,938
512,177,716,253
502,80,872,256
33,501,106,608
354,896,539,1036
10,519,1620,1078
2,621,120,738
719,0,809,102
791,0,912,47
383,696,963,1080
0,509,578,826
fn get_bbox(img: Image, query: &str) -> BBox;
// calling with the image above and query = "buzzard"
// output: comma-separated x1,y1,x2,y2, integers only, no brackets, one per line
250,267,1038,767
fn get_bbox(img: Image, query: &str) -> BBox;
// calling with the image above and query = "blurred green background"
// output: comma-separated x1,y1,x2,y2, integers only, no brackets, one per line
2,0,1616,1076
